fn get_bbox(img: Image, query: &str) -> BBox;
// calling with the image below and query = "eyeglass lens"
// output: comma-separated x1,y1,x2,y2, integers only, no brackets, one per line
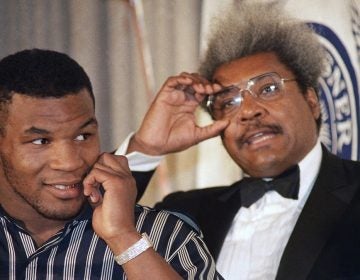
209,72,286,119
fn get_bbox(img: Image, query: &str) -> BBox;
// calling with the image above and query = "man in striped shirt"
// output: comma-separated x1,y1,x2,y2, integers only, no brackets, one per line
0,49,221,279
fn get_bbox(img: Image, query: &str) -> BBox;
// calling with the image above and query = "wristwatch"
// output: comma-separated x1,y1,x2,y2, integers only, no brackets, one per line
114,233,153,265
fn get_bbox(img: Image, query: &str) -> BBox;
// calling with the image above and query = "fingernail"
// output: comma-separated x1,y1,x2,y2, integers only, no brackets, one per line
90,192,97,203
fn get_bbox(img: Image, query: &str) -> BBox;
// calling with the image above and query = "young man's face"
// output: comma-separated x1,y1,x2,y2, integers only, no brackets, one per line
0,89,100,221
213,52,321,177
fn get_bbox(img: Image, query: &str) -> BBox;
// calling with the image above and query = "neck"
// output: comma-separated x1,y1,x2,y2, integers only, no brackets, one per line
0,192,67,247
28,222,66,247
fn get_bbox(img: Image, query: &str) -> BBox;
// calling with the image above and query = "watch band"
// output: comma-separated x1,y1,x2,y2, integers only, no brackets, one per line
114,233,153,265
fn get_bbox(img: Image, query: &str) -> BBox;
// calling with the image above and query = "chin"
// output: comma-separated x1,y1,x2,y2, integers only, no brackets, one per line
243,159,284,177
36,201,85,221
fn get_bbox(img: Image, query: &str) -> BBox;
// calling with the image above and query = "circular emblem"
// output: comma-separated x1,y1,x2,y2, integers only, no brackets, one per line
310,23,359,160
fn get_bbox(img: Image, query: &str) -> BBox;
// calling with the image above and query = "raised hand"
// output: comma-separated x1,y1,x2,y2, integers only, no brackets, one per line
83,153,182,279
83,153,138,242
128,72,229,155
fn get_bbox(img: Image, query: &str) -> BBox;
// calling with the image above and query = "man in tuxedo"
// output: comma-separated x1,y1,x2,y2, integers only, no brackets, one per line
119,2,360,279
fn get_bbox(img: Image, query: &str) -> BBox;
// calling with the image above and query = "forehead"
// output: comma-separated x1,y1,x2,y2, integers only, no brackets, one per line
213,52,293,85
5,90,95,132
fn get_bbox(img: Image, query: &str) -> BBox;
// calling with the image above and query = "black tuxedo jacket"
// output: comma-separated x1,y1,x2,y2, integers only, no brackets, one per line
146,147,360,279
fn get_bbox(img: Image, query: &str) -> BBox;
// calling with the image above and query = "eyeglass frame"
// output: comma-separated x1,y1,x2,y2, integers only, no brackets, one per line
206,72,297,119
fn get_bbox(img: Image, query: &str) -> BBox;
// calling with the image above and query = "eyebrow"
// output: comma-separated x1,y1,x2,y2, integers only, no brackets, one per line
80,118,98,129
212,79,239,90
24,118,98,135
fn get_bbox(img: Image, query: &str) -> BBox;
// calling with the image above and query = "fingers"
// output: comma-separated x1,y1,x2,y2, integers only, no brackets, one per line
162,72,222,102
181,72,221,94
88,154,138,241
195,119,230,143
84,178,102,205
94,153,131,175
83,154,136,205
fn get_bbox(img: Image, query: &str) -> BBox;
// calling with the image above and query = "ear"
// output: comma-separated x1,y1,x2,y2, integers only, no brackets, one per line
304,87,321,119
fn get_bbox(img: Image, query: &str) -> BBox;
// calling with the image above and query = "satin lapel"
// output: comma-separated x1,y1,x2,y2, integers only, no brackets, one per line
201,183,242,260
276,148,358,280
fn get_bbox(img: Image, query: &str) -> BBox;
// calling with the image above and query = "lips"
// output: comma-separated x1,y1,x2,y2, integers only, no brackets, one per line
45,181,83,199
52,183,82,190
240,124,282,146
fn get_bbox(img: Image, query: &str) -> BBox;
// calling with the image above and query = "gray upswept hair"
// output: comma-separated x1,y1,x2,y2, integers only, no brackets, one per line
199,1,326,94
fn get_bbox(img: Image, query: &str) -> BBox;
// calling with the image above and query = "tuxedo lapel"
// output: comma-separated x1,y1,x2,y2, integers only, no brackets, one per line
276,147,359,280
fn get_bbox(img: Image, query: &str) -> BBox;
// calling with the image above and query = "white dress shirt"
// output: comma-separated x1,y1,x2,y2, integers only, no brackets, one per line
115,132,164,171
216,141,322,279
116,135,323,279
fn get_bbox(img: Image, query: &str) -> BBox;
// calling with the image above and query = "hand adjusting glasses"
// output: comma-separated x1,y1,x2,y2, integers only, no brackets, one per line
206,72,297,120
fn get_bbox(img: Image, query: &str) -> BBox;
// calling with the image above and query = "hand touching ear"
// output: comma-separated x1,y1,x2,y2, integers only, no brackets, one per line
83,153,137,240
83,153,182,279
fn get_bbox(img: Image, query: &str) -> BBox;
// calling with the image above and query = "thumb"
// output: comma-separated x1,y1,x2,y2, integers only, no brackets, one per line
196,119,229,143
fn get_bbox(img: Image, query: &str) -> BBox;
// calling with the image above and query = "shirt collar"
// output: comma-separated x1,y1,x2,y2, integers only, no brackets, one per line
297,139,322,204
0,202,93,232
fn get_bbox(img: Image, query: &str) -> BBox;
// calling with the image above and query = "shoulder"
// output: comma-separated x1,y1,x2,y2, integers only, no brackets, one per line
321,148,360,180
133,205,206,256
152,185,238,227
134,204,201,234
153,186,226,214
318,149,360,203
160,185,230,203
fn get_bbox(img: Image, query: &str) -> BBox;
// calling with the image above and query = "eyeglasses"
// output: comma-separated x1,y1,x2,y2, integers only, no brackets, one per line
206,72,297,119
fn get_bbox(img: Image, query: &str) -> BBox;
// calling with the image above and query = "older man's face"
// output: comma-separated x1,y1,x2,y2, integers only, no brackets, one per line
213,52,320,177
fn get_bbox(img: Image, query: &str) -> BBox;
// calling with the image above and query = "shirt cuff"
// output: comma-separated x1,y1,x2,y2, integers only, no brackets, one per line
115,132,164,172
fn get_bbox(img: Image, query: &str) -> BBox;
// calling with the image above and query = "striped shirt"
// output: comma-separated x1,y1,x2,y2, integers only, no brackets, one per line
0,204,222,280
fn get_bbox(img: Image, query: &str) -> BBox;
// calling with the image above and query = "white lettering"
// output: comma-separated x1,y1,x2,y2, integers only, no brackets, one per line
322,52,334,78
334,95,351,120
337,120,352,151
329,67,346,98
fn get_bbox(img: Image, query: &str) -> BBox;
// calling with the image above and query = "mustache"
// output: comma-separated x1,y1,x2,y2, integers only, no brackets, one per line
220,121,283,145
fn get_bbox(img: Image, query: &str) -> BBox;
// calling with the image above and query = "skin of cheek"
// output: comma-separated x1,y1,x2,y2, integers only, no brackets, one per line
0,142,94,221
220,97,319,177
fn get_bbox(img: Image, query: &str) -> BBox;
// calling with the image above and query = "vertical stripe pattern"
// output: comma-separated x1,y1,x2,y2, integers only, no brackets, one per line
0,205,223,279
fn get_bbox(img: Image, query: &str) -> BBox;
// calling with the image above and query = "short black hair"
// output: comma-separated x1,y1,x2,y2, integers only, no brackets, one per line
0,48,94,104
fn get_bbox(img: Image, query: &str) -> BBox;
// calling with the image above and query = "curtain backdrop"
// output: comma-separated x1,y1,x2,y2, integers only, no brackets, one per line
0,0,203,205
1,0,359,206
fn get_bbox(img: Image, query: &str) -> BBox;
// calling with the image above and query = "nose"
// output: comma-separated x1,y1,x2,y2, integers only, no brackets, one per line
49,142,85,172
236,91,266,123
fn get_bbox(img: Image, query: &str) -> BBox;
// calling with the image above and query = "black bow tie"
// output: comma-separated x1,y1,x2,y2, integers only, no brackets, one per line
239,165,300,208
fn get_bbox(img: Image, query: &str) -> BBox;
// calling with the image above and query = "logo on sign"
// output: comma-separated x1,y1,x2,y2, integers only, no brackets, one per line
311,23,359,160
